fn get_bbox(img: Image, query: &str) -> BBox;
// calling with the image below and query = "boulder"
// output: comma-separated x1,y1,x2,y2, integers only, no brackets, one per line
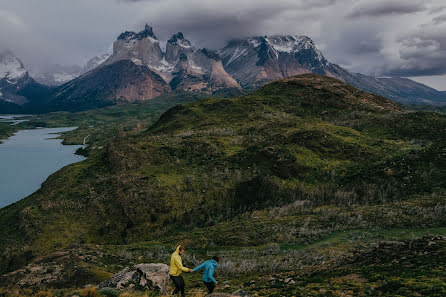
99,263,169,293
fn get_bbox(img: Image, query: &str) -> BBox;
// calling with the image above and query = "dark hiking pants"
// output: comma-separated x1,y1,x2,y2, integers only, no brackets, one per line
170,274,185,296
204,281,215,294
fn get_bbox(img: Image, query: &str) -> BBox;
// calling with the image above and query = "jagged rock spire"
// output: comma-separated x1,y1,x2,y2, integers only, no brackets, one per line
117,24,157,41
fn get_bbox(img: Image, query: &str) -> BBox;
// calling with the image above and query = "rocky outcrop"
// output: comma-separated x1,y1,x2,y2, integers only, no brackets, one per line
163,32,241,93
107,25,164,71
99,263,169,293
106,27,241,94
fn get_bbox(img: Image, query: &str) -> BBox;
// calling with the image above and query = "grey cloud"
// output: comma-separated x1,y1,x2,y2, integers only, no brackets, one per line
429,6,446,14
128,0,330,49
382,29,446,77
433,14,446,25
349,38,383,54
348,0,427,18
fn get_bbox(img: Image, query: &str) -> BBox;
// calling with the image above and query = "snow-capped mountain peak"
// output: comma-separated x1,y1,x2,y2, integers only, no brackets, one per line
0,51,27,81
218,34,330,89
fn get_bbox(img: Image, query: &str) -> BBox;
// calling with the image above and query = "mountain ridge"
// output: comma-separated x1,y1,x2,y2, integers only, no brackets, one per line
219,35,446,105
41,27,446,109
2,25,445,113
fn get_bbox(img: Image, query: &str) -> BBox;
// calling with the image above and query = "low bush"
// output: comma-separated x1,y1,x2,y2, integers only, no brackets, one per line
98,288,118,297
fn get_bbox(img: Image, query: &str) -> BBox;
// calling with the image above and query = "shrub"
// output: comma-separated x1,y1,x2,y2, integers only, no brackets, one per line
98,287,119,297
81,288,100,297
34,292,52,297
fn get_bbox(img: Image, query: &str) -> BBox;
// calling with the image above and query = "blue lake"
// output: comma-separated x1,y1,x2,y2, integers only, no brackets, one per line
0,121,85,208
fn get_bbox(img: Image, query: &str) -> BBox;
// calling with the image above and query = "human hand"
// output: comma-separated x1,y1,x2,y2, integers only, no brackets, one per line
189,269,193,273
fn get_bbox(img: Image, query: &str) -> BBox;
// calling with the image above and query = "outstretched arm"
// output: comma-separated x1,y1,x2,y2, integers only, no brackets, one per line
192,262,206,272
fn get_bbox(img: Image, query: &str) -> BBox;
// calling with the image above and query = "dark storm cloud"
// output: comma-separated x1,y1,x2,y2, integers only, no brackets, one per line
433,14,446,25
349,37,383,55
348,0,427,18
382,27,446,77
123,0,340,49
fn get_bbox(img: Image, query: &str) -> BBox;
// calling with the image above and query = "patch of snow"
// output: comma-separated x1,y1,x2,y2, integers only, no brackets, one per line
53,73,77,84
0,53,27,80
147,36,159,44
271,44,293,53
160,57,170,66
264,38,279,59
123,40,137,48
130,58,143,65
274,35,327,64
95,53,110,66
0,91,3,97
149,58,175,73
177,39,192,49
190,63,203,71
226,47,249,65
248,38,260,48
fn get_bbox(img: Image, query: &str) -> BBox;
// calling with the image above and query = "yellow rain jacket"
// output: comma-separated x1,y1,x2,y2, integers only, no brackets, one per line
169,245,190,276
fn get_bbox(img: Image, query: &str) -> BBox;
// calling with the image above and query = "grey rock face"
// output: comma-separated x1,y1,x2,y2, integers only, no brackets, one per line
218,35,326,89
99,263,169,293
163,32,241,93
106,26,241,93
107,25,164,71
218,35,446,104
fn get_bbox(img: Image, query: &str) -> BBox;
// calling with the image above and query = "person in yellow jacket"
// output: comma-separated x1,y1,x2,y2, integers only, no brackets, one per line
169,245,192,296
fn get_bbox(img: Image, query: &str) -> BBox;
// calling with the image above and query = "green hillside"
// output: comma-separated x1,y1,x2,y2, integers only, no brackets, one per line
1,74,446,296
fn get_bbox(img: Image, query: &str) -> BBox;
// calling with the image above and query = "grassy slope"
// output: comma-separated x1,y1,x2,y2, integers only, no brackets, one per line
1,74,446,296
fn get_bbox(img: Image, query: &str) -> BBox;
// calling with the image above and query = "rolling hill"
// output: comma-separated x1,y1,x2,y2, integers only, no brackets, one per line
1,74,446,296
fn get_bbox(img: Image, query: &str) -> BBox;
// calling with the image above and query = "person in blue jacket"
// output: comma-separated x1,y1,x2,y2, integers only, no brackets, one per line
192,256,219,294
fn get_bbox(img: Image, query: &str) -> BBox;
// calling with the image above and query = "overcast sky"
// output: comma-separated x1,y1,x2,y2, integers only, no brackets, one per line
0,0,445,89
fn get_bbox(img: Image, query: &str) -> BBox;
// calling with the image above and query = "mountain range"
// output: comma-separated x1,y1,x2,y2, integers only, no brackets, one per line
30,52,111,86
0,25,445,113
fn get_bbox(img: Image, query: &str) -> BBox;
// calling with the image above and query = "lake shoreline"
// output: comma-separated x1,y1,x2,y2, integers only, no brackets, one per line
0,125,86,209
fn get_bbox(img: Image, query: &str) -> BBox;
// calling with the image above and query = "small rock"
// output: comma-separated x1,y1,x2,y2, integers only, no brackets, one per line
232,289,250,297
